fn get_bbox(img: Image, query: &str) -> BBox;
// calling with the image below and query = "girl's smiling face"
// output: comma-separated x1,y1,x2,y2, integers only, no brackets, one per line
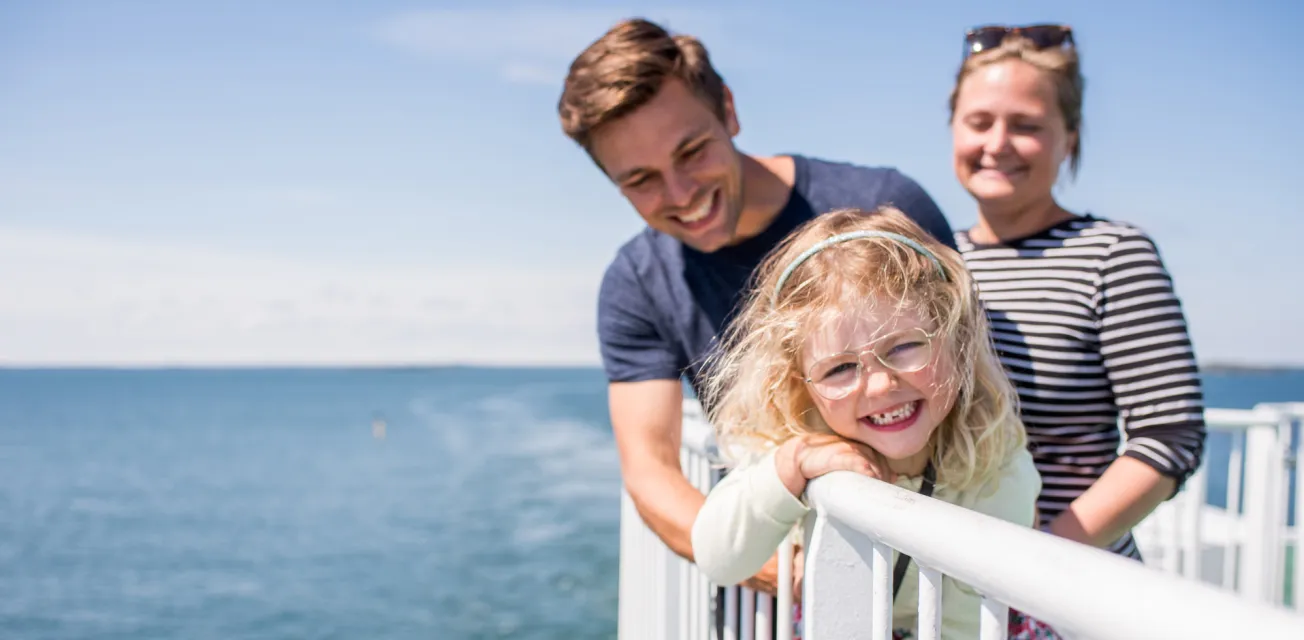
799,298,958,475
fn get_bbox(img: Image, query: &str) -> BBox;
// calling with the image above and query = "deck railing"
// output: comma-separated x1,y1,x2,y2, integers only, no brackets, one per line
616,401,1304,639
1133,403,1302,606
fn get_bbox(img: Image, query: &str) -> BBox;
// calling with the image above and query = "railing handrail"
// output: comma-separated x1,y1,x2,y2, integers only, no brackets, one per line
1204,406,1291,429
804,471,1304,638
672,398,1304,638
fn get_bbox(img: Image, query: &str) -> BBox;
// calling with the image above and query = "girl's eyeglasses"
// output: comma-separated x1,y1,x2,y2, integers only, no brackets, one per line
802,327,935,401
964,24,1074,59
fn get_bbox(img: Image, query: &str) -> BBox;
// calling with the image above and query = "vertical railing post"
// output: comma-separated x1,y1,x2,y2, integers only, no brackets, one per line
1270,413,1293,606
755,593,774,640
871,541,893,640
777,538,794,640
741,587,755,639
1290,412,1304,611
619,487,642,640
979,599,1009,640
723,585,739,640
1181,465,1206,579
917,564,943,640
801,512,878,639
1223,429,1244,592
1241,420,1285,604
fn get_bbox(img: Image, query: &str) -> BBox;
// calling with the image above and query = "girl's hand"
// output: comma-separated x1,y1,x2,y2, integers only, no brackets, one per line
774,433,896,498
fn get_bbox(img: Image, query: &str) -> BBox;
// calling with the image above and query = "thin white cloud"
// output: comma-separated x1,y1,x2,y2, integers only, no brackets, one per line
0,227,602,366
372,7,733,85
502,62,561,87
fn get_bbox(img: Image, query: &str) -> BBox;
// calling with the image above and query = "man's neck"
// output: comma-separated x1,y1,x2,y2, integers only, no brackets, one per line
731,153,796,244
970,196,1074,245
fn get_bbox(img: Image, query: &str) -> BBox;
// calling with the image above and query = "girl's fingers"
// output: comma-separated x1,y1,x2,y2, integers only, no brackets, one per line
796,435,900,483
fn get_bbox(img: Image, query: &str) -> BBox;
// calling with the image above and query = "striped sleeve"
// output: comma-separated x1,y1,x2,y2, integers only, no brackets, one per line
1096,231,1207,495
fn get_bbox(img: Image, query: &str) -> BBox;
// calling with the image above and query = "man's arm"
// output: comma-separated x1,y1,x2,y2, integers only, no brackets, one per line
609,379,700,560
609,379,784,593
597,253,784,592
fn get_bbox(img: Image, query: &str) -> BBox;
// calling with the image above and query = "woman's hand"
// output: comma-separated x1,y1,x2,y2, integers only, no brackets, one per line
774,433,896,498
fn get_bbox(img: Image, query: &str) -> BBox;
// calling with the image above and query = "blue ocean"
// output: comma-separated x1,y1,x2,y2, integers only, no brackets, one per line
1,367,1301,639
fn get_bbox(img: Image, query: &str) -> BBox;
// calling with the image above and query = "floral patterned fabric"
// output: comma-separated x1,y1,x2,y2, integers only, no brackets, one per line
1006,608,1063,639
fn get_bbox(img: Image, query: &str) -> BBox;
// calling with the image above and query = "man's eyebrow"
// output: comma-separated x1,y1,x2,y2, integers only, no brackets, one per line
672,127,712,153
614,165,649,184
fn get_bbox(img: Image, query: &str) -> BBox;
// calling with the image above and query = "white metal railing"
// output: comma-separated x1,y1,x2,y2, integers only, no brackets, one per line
801,467,1304,639
617,400,780,640
616,401,1304,639
1133,403,1302,608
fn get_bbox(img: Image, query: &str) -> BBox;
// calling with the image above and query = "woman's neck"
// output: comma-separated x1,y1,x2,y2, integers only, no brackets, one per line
970,195,1075,245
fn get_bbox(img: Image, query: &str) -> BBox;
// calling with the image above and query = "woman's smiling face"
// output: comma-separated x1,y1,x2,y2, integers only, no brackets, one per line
951,59,1076,209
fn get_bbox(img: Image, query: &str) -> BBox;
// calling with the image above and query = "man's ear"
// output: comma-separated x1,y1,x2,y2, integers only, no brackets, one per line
721,84,740,137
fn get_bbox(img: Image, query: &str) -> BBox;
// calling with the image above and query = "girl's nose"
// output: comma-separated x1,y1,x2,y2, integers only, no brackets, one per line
861,366,898,397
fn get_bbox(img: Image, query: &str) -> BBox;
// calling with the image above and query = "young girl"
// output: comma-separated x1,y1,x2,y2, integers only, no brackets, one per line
690,206,1053,639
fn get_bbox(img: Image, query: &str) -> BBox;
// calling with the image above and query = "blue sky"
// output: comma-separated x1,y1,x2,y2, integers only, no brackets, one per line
2,1,1301,366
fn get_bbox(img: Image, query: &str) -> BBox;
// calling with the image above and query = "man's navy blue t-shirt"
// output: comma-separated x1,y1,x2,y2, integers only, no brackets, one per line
596,154,956,399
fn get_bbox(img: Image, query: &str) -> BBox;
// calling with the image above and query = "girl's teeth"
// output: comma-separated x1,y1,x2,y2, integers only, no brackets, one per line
869,401,918,425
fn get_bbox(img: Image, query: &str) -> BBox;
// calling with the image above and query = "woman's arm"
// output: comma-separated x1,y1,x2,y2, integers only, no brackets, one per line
1051,230,1207,548
1048,457,1174,547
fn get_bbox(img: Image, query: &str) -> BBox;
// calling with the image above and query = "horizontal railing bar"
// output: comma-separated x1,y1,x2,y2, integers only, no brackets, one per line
805,472,1304,640
1206,407,1290,429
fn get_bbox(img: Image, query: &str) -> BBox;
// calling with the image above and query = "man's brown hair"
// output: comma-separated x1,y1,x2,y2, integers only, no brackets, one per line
558,18,728,152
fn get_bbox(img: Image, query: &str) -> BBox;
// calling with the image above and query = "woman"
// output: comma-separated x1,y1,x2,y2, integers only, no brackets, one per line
947,24,1207,562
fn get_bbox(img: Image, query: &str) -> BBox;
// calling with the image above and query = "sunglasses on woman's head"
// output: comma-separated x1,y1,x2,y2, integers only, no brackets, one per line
964,24,1074,58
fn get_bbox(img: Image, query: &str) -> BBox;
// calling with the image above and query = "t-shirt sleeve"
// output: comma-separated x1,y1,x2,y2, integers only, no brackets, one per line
881,169,957,251
596,253,684,383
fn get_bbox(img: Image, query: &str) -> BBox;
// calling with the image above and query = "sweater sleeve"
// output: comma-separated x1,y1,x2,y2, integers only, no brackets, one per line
1096,231,1207,494
968,445,1043,529
690,449,810,586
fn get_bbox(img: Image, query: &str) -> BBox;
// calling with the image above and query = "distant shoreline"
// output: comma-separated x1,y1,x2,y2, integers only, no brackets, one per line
1,362,1302,375
1199,362,1304,375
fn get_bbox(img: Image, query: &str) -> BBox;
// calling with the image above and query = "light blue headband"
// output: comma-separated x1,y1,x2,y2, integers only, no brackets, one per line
771,230,948,307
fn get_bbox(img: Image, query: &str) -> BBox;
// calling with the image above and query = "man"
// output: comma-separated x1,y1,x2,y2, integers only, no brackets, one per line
558,17,956,594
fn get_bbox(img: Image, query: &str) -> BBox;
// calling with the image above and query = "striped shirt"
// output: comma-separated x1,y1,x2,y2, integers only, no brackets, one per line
956,215,1207,559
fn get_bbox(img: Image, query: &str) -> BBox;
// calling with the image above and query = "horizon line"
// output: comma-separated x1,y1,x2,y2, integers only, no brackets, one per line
0,360,1301,373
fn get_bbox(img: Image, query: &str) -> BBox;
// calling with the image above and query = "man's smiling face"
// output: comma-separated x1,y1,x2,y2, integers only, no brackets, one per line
587,78,746,253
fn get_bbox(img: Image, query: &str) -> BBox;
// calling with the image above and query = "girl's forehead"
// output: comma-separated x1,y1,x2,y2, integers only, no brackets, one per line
802,299,927,355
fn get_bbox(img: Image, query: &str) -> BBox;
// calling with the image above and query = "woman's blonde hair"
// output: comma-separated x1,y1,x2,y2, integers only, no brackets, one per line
699,207,1025,491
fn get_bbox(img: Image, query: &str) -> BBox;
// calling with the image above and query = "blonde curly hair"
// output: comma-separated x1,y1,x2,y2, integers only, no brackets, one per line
699,206,1025,491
